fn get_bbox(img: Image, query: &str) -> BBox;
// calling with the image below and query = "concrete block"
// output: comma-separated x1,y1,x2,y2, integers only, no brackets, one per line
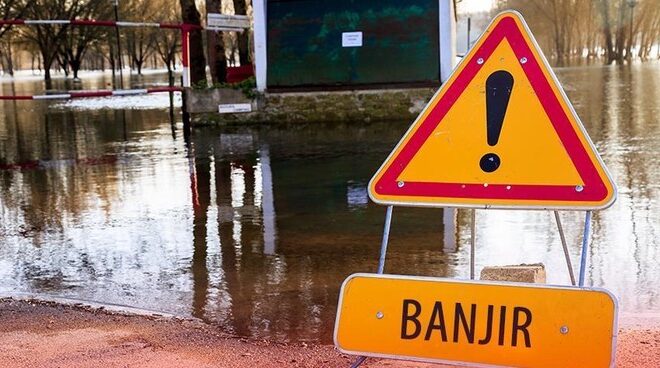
185,88,252,114
480,263,546,283
188,87,437,125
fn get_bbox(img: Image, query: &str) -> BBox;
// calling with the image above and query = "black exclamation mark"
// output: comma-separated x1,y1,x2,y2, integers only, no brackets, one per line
480,70,514,173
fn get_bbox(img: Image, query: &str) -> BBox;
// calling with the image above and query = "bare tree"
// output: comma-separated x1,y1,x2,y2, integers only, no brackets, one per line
0,0,32,38
153,1,180,82
635,0,660,59
59,1,113,79
0,0,33,75
123,0,157,75
0,31,16,75
497,0,660,65
20,0,91,88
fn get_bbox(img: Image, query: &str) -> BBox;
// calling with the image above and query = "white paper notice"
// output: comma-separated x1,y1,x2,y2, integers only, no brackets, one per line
342,32,363,47
218,103,252,113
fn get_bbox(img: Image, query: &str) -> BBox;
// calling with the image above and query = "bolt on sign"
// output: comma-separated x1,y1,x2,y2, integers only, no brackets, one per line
368,11,616,210
335,274,617,368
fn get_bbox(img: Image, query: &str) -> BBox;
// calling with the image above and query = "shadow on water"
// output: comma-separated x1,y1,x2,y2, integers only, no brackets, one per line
0,65,659,343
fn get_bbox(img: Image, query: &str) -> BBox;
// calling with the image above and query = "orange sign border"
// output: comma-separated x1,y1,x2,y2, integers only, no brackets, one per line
368,11,616,210
334,273,618,368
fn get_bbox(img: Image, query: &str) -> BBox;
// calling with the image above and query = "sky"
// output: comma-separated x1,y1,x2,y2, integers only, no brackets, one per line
457,0,495,14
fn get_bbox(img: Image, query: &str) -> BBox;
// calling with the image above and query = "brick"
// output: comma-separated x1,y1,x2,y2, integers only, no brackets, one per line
480,263,546,283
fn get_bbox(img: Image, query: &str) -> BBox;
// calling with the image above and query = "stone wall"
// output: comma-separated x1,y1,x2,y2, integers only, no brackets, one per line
186,87,437,125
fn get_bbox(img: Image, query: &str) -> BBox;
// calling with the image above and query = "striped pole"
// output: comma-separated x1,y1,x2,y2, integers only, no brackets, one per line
181,27,191,88
0,87,182,101
1,19,191,29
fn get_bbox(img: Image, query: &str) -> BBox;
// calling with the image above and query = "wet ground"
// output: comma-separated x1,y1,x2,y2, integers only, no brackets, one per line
0,64,659,345
0,297,658,368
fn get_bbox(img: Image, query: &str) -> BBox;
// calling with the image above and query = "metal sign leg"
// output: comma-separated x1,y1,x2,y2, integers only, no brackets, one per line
578,211,592,287
377,205,394,274
351,205,394,368
350,356,368,368
470,209,476,280
554,211,576,286
442,208,457,251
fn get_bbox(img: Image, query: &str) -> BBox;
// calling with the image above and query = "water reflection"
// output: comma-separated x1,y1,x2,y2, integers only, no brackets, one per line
0,65,659,344
172,123,462,342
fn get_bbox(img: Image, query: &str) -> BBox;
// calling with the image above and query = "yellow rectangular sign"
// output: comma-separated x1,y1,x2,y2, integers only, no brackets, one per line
334,274,617,368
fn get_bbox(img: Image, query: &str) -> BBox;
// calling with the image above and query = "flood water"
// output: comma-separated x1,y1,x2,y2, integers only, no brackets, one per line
0,65,658,344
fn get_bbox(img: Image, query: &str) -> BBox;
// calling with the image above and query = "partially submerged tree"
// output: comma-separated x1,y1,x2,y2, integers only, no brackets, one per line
0,0,33,75
21,0,90,88
59,1,113,79
154,4,181,83
496,0,660,65
123,0,157,75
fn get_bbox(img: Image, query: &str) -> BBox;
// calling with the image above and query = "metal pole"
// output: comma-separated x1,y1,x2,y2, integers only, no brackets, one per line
578,211,592,287
467,17,471,50
438,0,456,82
554,211,576,286
350,356,367,368
442,208,456,252
112,0,124,89
252,0,267,91
351,205,394,367
470,209,476,280
377,205,394,274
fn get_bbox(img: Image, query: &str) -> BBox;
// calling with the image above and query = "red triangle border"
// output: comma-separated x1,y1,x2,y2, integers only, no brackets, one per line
373,15,608,203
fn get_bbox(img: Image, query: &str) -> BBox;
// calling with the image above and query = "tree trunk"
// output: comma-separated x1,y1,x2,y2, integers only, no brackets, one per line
206,0,227,83
179,0,207,85
167,62,174,86
637,31,647,59
614,0,626,63
72,60,80,79
208,32,227,83
6,40,14,76
233,0,250,65
41,49,54,89
598,0,616,64
44,67,52,89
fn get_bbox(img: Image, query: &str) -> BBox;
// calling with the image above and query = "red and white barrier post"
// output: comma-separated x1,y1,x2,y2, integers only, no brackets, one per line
0,87,182,101
180,26,191,88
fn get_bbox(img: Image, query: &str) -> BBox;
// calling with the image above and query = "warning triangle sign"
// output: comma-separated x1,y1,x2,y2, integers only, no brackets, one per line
369,11,616,210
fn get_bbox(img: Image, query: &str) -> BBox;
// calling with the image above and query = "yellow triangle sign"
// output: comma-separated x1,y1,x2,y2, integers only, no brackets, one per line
369,11,616,210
